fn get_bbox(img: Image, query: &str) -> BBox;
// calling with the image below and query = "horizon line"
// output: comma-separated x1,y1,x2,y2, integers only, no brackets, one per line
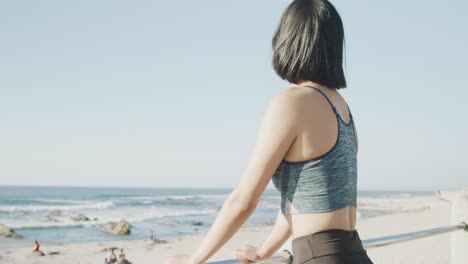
0,184,444,192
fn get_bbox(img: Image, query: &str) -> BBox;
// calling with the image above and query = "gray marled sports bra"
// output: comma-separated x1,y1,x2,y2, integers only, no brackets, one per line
272,85,358,214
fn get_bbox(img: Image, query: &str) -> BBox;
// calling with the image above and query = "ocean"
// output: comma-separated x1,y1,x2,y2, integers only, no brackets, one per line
0,186,435,247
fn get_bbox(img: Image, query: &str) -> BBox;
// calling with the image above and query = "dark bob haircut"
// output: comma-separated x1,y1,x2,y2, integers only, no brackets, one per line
272,0,346,89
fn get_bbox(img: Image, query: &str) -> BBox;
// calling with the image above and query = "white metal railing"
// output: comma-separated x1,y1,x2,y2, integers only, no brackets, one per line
363,222,467,249
207,222,468,264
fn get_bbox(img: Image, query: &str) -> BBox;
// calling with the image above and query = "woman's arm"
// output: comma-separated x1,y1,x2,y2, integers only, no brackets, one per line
188,90,302,264
257,210,291,260
233,209,291,262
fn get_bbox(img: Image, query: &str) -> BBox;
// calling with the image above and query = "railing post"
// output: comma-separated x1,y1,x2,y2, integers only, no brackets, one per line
450,195,468,264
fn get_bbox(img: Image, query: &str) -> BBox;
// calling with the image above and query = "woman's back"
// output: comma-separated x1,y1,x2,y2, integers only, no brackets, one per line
275,82,359,239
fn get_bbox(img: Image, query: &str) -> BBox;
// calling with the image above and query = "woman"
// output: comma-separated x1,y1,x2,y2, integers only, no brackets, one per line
163,0,374,263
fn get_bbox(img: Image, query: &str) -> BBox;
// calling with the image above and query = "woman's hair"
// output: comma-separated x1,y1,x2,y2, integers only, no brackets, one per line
272,0,346,89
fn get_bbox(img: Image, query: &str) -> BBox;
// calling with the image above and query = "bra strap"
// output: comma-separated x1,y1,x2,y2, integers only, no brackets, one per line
302,85,338,114
302,85,353,121
346,103,353,119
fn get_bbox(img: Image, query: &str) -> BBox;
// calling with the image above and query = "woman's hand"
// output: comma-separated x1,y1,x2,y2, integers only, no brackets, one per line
233,245,264,263
161,254,196,264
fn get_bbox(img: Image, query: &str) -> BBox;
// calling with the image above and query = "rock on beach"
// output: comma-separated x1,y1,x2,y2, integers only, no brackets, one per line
100,220,132,235
0,224,23,239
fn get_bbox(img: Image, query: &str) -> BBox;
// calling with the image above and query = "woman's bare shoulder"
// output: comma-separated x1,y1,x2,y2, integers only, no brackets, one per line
273,85,329,111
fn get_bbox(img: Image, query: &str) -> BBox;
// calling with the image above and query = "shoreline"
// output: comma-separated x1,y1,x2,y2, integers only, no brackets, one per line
1,192,454,264
0,190,436,248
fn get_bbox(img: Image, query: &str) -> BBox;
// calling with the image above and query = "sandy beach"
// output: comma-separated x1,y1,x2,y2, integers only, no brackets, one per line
1,192,459,264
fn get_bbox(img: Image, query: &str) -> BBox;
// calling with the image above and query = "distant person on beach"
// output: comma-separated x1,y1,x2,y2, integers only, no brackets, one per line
116,249,129,264
104,257,112,264
33,241,40,252
117,254,128,264
107,248,117,263
162,0,374,264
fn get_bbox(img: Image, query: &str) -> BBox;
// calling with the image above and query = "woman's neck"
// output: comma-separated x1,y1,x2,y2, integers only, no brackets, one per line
296,80,332,91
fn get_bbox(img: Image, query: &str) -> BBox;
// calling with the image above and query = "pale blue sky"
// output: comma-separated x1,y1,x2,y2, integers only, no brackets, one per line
1,0,467,190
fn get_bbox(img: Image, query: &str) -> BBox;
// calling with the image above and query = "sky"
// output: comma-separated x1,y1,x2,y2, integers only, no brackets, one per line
1,0,467,190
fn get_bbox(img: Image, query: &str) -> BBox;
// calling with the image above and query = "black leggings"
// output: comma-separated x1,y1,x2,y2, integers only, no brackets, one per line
291,229,374,264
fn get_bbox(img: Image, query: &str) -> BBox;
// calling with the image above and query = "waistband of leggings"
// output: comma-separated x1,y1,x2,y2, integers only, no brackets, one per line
291,229,366,260
292,229,359,242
